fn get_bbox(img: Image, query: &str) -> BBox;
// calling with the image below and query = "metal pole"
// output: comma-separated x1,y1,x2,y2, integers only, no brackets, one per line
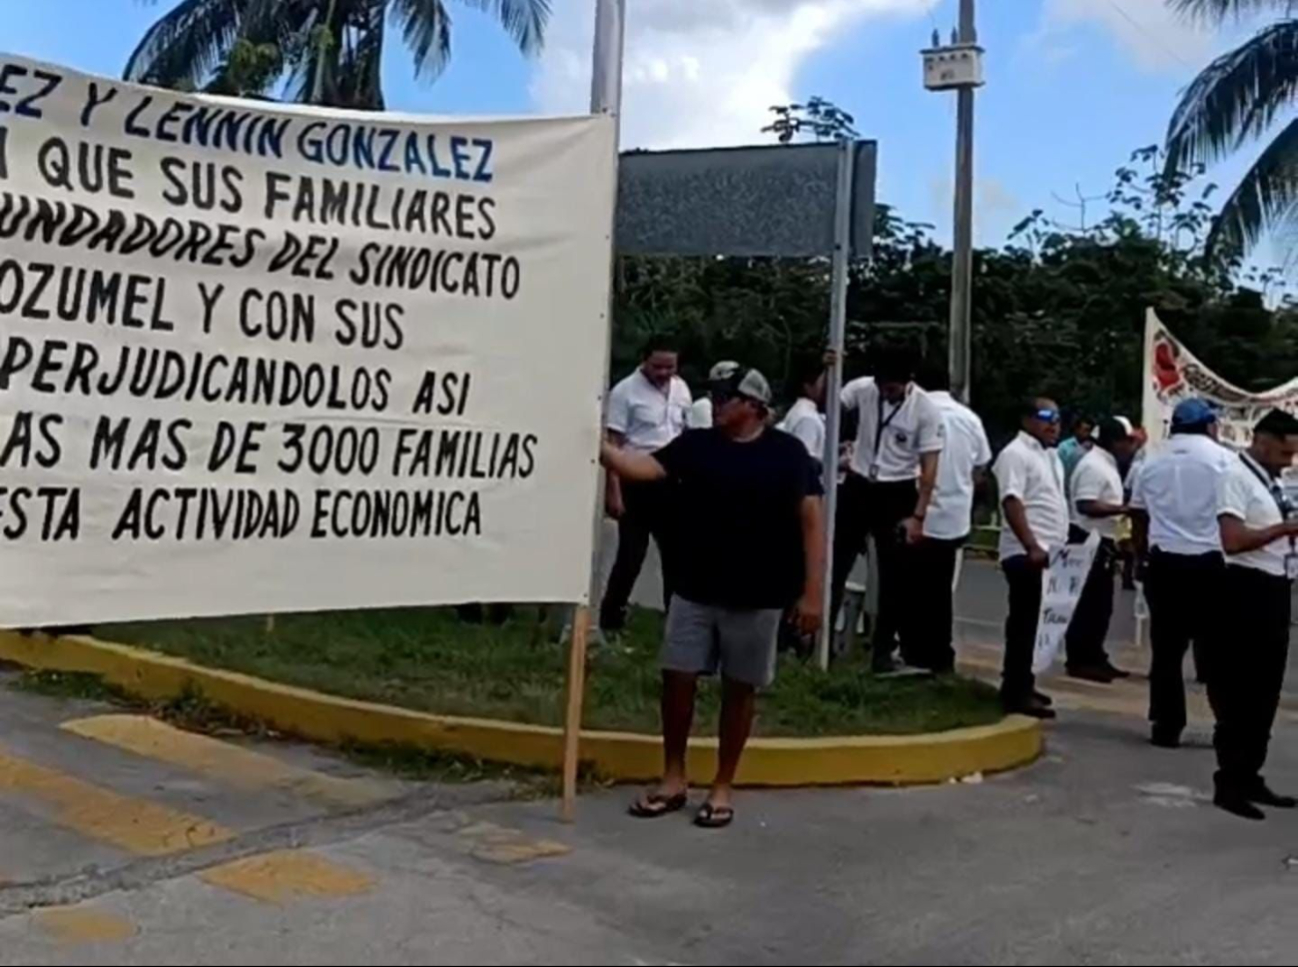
948,0,977,404
564,0,625,824
815,140,856,671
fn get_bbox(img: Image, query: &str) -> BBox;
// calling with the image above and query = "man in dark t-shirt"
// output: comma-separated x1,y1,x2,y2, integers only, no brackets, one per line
601,366,825,829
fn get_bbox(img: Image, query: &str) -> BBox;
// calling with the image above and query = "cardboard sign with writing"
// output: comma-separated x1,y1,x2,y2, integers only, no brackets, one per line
1033,532,1101,674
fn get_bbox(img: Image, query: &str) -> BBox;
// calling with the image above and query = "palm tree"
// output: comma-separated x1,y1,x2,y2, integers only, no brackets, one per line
127,0,550,111
1164,0,1298,261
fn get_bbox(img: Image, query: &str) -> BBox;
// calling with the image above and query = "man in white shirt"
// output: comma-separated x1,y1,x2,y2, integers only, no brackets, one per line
601,338,695,632
992,397,1070,719
1130,398,1234,748
1064,417,1140,683
687,361,742,431
916,370,992,673
832,350,944,673
1209,409,1298,821
778,359,828,468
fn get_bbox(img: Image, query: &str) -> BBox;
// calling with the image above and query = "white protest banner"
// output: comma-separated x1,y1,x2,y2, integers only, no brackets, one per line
0,54,617,626
1032,532,1100,674
1143,309,1298,447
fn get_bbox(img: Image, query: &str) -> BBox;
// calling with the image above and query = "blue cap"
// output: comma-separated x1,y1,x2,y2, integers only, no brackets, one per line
1171,398,1218,430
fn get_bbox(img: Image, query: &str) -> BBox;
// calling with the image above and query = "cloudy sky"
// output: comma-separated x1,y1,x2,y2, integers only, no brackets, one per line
2,0,1270,246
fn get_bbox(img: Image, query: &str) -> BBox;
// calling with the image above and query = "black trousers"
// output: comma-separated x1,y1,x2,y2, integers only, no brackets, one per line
1146,549,1226,738
600,479,674,629
1208,566,1292,793
913,536,965,672
1064,535,1117,670
831,474,919,666
1001,555,1045,704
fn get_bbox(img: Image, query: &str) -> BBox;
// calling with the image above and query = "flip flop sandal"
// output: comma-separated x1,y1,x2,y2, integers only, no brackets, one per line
628,790,688,819
693,802,735,829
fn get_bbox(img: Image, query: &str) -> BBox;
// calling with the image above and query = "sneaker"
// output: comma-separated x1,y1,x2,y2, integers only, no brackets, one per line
1215,791,1266,821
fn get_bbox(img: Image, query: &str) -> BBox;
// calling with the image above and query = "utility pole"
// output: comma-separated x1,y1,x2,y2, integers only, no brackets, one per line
924,0,982,404
949,0,977,404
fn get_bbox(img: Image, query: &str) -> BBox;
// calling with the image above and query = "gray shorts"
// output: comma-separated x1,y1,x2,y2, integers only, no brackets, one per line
662,597,783,689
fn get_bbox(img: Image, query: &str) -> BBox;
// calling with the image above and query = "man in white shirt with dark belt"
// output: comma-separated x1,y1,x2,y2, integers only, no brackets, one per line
1064,417,1140,683
916,369,992,673
832,350,944,673
1130,399,1233,748
993,397,1070,718
1210,409,1298,820
601,337,694,632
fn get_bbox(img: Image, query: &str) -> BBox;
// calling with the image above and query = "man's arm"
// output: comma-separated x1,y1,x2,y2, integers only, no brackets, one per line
1219,515,1298,555
795,495,826,634
1076,498,1128,519
604,430,627,518
903,450,940,545
1003,496,1048,568
1130,509,1150,559
601,439,667,484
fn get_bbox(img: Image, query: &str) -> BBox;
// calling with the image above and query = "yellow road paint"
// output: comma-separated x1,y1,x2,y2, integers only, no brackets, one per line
200,850,373,904
61,715,392,811
0,744,233,856
453,819,572,865
35,906,136,944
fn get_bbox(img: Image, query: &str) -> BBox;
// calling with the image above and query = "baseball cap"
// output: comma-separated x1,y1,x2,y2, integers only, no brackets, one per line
708,361,742,383
1098,416,1136,447
716,366,772,406
1171,398,1218,430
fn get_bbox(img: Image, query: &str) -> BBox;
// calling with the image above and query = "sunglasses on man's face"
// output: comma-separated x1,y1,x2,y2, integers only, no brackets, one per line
1034,409,1061,425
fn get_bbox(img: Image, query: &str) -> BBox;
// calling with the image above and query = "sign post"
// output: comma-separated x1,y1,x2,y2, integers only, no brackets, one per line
816,141,856,671
563,0,626,823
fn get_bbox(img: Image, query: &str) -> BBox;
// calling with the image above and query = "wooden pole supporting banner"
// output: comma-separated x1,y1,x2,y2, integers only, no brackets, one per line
561,604,592,822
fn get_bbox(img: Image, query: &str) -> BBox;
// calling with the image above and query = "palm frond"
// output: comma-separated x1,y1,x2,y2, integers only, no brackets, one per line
1206,117,1298,259
388,0,453,78
1166,21,1298,172
457,0,551,55
1171,1,1298,25
126,0,248,86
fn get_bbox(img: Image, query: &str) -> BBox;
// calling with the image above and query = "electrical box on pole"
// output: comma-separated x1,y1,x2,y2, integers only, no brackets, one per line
921,42,984,91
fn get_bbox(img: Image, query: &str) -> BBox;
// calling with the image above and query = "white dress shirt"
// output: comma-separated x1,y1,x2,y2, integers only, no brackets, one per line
924,391,992,541
1130,433,1233,556
841,377,944,482
1071,446,1125,541
606,370,693,453
779,397,826,462
993,431,1069,560
1218,453,1291,578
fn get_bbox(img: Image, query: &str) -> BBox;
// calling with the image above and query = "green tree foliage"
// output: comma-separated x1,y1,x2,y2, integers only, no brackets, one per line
128,0,550,110
613,145,1298,445
1164,0,1298,261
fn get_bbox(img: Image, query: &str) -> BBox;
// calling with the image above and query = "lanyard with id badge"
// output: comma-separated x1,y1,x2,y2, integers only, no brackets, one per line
870,394,906,481
1241,453,1298,579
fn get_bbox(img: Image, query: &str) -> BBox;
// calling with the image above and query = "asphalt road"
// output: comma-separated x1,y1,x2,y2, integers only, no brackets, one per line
4,669,1298,964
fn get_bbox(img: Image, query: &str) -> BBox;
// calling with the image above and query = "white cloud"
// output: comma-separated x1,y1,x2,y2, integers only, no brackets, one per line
1037,0,1214,72
532,0,939,149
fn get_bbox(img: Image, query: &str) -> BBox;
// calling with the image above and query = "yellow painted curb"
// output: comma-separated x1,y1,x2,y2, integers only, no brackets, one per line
0,630,1042,787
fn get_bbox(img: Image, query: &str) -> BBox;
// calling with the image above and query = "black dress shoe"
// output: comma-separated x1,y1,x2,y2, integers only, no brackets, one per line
1005,698,1057,721
1215,792,1267,821
1150,729,1182,749
1102,663,1132,679
1248,784,1298,809
1033,690,1054,707
1067,665,1116,684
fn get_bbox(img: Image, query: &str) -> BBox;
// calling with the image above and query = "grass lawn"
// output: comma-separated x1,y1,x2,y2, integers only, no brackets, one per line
99,607,1003,738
